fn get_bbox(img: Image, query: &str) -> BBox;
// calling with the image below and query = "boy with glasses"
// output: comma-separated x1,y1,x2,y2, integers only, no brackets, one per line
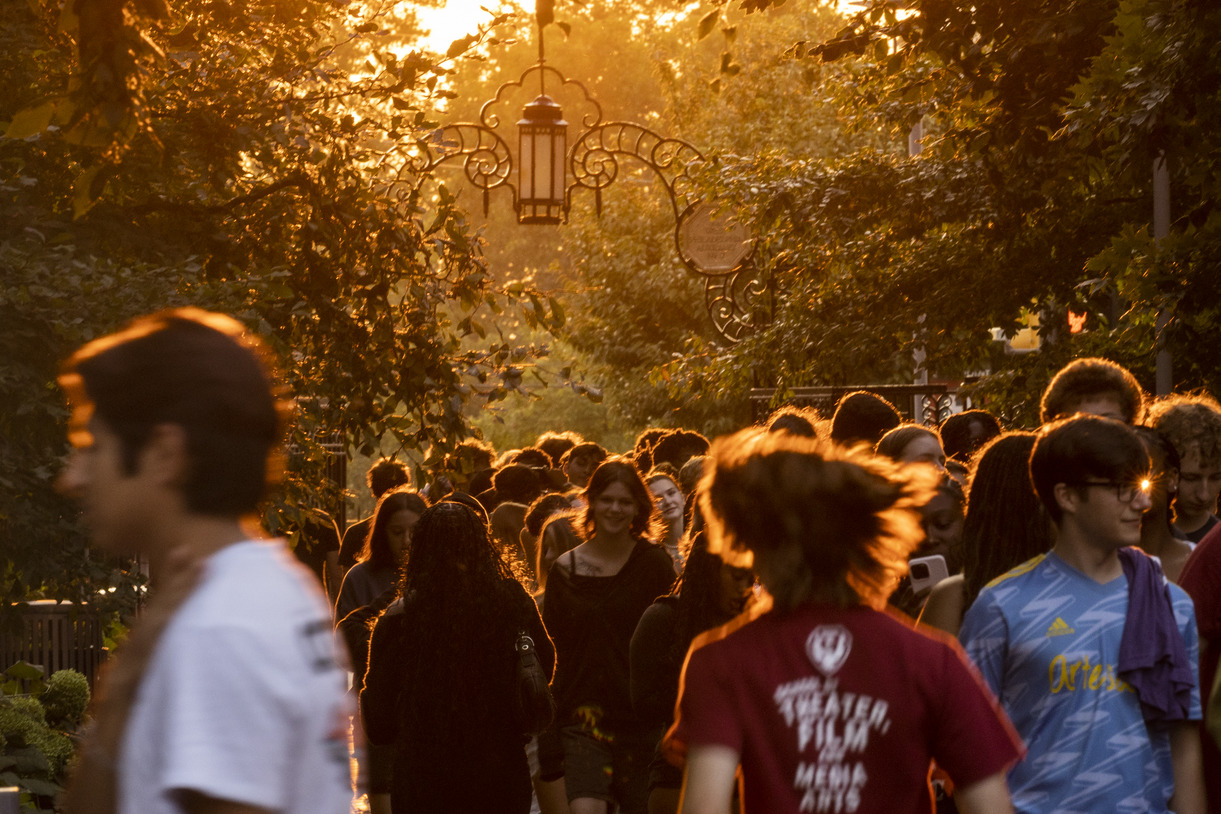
960,415,1205,813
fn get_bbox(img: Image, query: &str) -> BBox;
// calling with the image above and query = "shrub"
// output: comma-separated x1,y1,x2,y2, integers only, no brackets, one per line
0,663,90,811
40,670,90,728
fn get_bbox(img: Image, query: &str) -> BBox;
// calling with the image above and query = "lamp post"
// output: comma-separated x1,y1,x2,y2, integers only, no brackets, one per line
411,13,764,343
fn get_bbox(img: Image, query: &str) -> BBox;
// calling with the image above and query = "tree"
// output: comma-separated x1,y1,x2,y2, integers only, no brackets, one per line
439,1,850,442
0,0,560,615
675,0,1221,426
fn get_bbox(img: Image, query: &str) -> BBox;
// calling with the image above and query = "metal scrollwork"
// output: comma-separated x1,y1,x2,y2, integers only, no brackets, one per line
414,59,769,344
704,264,769,344
480,64,604,132
920,392,955,425
412,124,514,200
568,122,705,219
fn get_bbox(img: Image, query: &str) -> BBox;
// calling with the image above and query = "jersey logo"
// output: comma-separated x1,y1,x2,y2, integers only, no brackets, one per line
1046,617,1075,637
806,625,852,676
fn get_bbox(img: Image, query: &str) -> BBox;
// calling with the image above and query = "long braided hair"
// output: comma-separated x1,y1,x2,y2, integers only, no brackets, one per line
395,501,524,737
665,507,750,665
961,432,1053,608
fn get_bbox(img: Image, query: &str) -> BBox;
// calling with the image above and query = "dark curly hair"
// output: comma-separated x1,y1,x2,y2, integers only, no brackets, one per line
536,431,582,467
666,506,751,664
367,459,411,499
1039,357,1145,425
1147,393,1221,468
511,447,553,469
651,430,711,471
631,428,670,472
524,493,575,539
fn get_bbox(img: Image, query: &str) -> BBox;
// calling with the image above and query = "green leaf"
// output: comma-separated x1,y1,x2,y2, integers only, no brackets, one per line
3,661,45,681
4,100,58,139
698,9,720,41
18,776,63,797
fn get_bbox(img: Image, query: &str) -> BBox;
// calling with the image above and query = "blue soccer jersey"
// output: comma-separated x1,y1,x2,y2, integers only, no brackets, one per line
959,551,1201,814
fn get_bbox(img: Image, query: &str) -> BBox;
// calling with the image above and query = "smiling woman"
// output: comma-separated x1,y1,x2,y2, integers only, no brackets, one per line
541,459,677,814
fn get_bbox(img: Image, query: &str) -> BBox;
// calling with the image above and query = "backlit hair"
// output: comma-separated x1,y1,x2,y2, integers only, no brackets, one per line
1039,357,1145,424
960,433,1051,607
829,391,902,447
939,409,1002,463
535,510,581,591
367,459,410,498
875,423,941,462
1030,415,1151,523
1146,393,1221,468
700,428,937,611
59,308,289,516
363,488,428,571
765,406,821,438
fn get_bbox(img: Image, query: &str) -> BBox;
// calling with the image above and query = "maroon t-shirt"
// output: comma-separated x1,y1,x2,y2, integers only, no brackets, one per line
667,603,1021,813
1177,524,1221,807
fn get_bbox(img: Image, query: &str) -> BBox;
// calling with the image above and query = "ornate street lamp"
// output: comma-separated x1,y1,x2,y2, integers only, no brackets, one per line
516,94,566,224
412,8,766,342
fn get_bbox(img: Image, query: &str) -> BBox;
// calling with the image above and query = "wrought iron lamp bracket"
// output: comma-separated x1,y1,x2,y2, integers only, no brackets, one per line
566,121,705,221
412,60,767,343
478,63,603,133
411,124,515,216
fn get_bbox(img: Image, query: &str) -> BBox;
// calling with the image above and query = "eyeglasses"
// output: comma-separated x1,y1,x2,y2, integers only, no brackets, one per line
1070,479,1152,503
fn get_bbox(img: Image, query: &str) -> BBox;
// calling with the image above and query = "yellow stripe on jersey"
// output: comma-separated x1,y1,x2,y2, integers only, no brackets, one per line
983,553,1048,590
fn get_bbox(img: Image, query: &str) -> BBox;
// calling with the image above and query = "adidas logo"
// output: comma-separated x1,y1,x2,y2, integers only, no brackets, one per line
1046,617,1075,637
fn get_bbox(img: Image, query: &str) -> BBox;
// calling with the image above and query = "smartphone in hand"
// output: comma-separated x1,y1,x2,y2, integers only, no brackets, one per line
908,554,949,596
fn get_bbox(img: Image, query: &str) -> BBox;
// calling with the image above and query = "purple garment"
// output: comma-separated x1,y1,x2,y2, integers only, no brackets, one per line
1117,547,1194,722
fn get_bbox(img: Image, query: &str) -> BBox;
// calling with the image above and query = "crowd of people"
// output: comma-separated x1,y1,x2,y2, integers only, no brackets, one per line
51,308,1221,814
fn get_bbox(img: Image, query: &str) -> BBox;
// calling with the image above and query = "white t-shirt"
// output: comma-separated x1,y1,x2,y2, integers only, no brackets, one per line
120,540,353,814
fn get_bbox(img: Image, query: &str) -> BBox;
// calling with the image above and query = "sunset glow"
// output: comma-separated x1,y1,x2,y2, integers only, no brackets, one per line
414,0,509,52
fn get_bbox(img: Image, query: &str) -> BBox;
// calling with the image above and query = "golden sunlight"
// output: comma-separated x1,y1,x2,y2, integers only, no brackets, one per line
413,0,512,52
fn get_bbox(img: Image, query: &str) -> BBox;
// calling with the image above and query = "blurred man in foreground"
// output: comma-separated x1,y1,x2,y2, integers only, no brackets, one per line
58,308,352,814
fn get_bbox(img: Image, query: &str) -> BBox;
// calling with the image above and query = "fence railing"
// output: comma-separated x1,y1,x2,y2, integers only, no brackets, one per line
0,600,107,687
750,384,965,426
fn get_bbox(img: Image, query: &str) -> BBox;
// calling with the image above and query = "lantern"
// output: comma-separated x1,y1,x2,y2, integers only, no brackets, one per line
517,94,567,224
